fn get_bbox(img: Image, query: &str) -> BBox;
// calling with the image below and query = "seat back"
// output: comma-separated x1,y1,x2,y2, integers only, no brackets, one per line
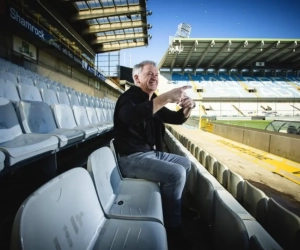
0,79,20,102
227,169,244,202
216,163,228,187
34,80,48,90
0,97,23,143
17,101,57,134
214,189,252,250
267,198,300,250
11,168,104,250
242,180,268,226
193,171,224,227
206,155,218,176
86,107,100,124
72,105,90,126
87,147,122,214
0,150,5,172
17,84,42,102
52,104,78,129
40,88,59,106
18,76,34,86
69,91,80,106
57,91,71,105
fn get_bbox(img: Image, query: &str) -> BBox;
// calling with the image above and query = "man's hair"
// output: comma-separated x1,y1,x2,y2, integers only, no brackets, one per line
132,60,156,84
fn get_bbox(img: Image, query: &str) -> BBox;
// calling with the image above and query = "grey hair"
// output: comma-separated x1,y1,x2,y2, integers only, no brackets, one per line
132,60,156,84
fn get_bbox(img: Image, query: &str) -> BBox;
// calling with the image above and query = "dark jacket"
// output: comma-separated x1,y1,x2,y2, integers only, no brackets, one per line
113,86,188,155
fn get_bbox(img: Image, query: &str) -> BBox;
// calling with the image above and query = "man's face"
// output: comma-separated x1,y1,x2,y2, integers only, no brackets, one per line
134,64,159,95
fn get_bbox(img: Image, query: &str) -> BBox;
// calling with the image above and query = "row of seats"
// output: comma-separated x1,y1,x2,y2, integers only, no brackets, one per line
11,147,167,250
166,127,300,250
0,79,115,112
0,60,116,174
0,96,114,170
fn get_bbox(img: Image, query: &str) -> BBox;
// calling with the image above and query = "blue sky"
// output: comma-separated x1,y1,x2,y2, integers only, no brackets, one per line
120,0,300,68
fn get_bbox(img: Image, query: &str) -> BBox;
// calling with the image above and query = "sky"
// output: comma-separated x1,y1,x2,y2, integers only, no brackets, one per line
120,0,300,68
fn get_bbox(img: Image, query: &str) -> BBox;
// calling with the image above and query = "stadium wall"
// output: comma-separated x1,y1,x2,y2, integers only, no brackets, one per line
212,123,300,163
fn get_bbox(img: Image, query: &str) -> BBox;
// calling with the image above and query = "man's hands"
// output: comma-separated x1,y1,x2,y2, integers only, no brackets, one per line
165,85,192,103
153,85,195,115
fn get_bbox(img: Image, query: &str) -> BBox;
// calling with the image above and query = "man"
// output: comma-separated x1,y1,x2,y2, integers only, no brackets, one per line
113,60,195,239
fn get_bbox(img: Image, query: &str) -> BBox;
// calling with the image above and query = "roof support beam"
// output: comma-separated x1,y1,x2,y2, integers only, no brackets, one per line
71,6,145,21
182,41,197,72
170,53,178,73
278,50,297,62
217,42,244,70
228,42,261,68
95,41,147,53
263,42,295,62
205,41,229,70
91,33,146,44
193,41,211,71
241,42,278,68
82,21,145,35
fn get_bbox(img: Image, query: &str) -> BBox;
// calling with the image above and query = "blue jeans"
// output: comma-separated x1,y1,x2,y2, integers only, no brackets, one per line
118,151,191,227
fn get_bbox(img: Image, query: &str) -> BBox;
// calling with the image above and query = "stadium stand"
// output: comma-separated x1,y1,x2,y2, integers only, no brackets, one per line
0,151,5,172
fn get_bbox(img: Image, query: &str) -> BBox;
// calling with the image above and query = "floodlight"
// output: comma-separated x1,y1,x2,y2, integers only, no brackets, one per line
148,34,152,39
211,40,215,47
195,40,198,45
244,40,248,47
147,10,152,16
147,24,152,29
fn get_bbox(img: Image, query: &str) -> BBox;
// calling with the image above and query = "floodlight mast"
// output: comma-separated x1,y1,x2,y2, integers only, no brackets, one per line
169,23,191,54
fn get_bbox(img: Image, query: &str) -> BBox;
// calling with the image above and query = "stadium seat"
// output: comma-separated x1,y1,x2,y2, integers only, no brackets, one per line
17,84,42,102
266,198,300,250
52,103,98,140
206,155,218,176
16,100,84,148
216,163,228,188
56,91,71,105
193,171,224,227
0,97,58,167
0,71,18,85
227,169,244,202
85,106,109,133
200,150,209,168
11,167,168,250
34,80,48,90
68,91,80,106
87,147,164,224
242,180,268,227
0,150,5,172
40,88,59,106
213,189,282,250
72,105,100,135
0,79,20,102
18,76,34,86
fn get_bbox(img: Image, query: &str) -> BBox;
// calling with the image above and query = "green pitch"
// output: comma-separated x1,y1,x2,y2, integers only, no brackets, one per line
212,120,272,130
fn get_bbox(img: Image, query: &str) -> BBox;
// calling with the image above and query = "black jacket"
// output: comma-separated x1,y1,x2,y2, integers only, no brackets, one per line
114,86,188,155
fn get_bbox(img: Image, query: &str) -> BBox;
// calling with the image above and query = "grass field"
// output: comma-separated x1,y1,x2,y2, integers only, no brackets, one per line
211,120,272,130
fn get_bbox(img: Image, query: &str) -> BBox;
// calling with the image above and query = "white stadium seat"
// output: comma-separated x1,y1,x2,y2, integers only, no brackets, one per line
16,100,84,148
0,79,20,102
87,147,164,224
52,103,98,140
0,150,5,172
0,97,58,167
11,167,168,250
17,84,42,102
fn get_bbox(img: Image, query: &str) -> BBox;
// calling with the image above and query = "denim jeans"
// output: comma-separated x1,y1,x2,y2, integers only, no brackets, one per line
118,151,191,227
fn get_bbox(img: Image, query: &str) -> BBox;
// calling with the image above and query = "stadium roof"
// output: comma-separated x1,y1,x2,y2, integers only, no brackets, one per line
158,38,300,73
42,0,151,55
